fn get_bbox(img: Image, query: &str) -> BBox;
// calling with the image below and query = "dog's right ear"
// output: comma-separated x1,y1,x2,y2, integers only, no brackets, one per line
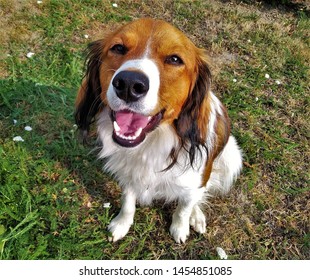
75,39,105,137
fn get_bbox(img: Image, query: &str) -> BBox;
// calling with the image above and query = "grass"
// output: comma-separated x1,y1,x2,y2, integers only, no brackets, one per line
0,0,309,260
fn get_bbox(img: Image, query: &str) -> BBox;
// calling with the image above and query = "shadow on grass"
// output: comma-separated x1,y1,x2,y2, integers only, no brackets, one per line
219,0,309,16
0,79,121,259
0,78,112,192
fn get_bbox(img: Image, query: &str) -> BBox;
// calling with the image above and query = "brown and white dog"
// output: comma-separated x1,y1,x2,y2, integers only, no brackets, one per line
75,18,242,243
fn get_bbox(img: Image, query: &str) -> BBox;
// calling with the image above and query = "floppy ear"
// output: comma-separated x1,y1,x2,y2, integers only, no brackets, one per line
172,54,212,167
75,40,105,135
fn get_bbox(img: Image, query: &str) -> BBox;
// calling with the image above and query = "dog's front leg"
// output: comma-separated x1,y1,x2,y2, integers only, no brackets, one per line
170,200,194,243
108,188,136,242
170,189,205,243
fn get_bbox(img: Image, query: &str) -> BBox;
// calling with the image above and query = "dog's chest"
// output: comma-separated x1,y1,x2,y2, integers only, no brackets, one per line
98,111,205,204
105,145,205,204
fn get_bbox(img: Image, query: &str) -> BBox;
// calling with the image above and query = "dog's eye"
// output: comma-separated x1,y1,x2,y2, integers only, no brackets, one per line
110,44,128,55
165,55,184,66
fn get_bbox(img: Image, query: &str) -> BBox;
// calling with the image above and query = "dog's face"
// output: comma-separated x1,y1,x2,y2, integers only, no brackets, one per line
76,18,212,152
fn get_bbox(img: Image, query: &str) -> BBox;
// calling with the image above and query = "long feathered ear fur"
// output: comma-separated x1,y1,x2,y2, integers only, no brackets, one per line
75,40,105,136
171,56,212,169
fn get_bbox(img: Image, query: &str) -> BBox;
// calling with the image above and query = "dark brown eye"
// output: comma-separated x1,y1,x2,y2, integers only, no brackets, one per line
110,44,128,55
165,55,184,66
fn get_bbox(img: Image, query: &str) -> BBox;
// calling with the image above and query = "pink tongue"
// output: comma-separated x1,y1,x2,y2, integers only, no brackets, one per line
115,110,150,135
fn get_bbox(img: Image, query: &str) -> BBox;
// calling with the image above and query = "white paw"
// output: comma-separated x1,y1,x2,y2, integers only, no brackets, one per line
169,219,190,243
108,215,132,242
190,206,206,234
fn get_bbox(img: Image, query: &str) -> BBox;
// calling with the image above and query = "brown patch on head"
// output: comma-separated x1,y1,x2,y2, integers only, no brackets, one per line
146,20,208,122
96,18,208,115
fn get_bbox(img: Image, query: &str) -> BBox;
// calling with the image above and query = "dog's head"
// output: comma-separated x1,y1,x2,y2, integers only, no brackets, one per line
75,18,218,164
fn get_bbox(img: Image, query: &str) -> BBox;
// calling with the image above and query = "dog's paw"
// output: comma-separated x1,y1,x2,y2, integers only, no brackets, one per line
169,219,190,243
190,206,206,234
108,215,132,242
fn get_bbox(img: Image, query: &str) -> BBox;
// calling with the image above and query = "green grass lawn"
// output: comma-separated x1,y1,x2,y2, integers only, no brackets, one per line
0,0,309,260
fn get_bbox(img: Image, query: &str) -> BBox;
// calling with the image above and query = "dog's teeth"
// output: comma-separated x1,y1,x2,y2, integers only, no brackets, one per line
148,116,152,121
113,121,120,132
115,128,142,141
135,127,143,137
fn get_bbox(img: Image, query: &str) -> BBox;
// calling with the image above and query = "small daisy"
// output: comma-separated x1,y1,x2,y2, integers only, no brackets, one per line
24,126,33,131
13,136,24,142
26,52,35,58
216,247,228,260
103,202,111,208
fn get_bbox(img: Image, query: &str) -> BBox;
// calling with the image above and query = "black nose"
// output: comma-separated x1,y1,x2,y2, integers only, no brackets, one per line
112,71,149,103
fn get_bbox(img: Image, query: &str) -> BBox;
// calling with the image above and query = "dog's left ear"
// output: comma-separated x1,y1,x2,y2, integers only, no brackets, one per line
75,39,105,136
173,52,212,166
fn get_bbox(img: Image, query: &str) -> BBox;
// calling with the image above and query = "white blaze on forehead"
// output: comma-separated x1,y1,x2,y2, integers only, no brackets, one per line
107,58,160,115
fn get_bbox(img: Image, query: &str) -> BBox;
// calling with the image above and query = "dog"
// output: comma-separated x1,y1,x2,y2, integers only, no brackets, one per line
75,18,242,243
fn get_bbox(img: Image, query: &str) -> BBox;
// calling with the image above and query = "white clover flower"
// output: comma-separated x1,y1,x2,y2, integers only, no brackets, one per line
233,78,237,83
24,126,32,131
26,52,35,58
37,1,43,4
84,34,89,39
112,3,118,8
13,136,24,142
103,202,111,208
265,73,270,79
13,119,17,125
216,247,228,260
275,80,281,85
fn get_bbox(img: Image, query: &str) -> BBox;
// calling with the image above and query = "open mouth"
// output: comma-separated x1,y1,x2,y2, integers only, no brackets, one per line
110,109,164,147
